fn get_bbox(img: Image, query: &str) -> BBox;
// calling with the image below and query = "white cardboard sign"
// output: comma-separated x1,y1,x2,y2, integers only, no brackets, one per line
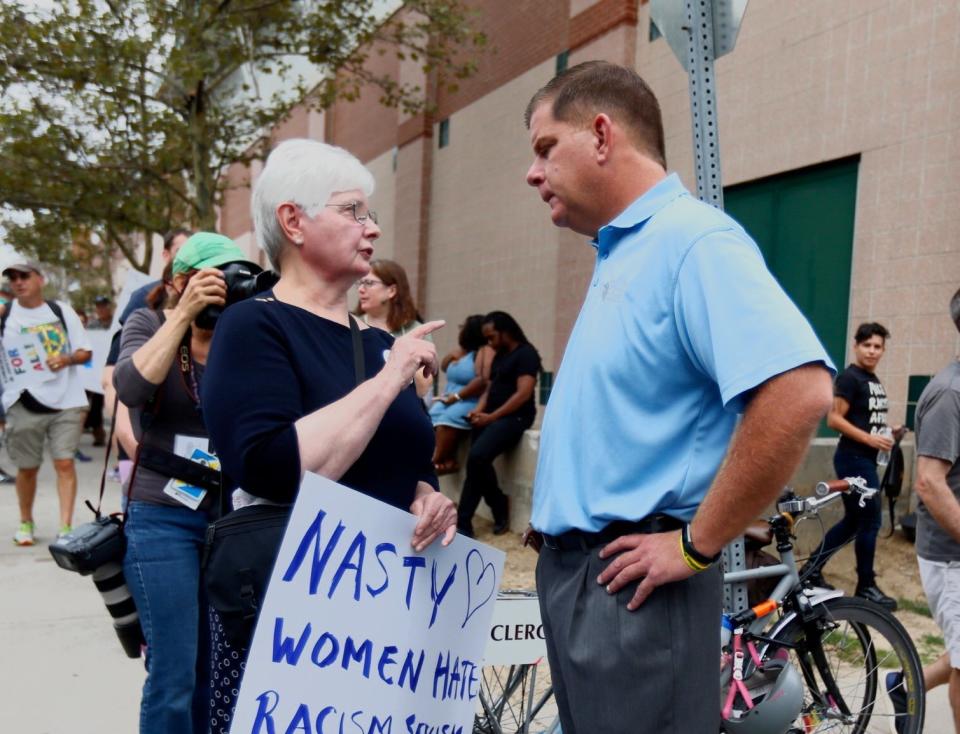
0,332,56,390
231,473,506,734
482,593,548,666
77,329,112,394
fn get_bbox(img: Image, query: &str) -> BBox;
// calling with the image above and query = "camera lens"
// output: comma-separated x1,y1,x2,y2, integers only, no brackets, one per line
92,562,145,659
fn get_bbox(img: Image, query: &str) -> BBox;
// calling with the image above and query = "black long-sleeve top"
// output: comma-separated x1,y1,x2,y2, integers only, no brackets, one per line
201,294,438,510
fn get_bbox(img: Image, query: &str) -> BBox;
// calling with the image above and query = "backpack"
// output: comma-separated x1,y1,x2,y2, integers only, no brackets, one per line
881,440,905,537
0,299,69,338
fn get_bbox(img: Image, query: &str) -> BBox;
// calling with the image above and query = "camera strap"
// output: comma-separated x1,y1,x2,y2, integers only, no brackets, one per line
86,391,121,520
177,329,200,406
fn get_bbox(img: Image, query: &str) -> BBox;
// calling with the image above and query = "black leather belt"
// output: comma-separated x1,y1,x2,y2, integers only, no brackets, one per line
541,515,683,552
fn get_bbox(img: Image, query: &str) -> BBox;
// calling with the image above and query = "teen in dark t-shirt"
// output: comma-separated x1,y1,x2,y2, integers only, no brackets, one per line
835,364,888,459
806,322,900,610
457,311,541,537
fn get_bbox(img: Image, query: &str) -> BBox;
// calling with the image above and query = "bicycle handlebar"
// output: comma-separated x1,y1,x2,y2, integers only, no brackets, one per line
779,476,877,517
814,479,855,496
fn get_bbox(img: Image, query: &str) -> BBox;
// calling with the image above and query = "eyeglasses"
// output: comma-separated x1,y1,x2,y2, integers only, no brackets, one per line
325,201,378,225
6,271,33,282
357,279,384,289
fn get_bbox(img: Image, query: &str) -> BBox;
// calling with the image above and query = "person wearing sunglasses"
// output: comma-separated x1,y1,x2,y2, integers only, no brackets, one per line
201,138,455,733
2,260,93,546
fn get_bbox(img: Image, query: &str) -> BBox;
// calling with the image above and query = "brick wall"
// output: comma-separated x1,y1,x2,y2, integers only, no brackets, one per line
327,42,402,162
219,161,253,240
635,0,960,422
434,0,571,121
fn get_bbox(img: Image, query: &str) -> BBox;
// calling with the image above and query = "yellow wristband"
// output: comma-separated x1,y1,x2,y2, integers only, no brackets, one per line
679,533,709,572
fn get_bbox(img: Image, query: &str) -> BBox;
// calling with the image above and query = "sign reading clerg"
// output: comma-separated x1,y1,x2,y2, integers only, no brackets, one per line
231,473,506,734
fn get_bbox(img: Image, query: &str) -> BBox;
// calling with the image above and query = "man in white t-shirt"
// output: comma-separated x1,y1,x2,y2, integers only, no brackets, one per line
2,261,92,545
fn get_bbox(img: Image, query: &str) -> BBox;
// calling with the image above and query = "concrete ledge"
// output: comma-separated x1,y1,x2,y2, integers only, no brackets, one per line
439,432,918,539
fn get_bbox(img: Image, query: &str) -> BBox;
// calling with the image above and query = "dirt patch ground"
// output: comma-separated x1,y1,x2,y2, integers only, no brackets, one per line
475,517,944,664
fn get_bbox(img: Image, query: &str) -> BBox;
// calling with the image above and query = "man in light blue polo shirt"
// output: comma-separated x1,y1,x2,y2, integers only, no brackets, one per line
523,61,835,733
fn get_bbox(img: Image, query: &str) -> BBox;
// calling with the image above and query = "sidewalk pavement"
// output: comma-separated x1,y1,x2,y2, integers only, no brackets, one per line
0,435,955,733
0,437,141,733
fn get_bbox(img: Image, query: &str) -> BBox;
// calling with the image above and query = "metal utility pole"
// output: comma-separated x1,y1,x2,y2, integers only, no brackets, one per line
650,0,749,611
650,0,747,209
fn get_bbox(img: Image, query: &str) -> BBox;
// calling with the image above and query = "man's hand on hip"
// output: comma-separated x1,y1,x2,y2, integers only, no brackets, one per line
596,530,695,611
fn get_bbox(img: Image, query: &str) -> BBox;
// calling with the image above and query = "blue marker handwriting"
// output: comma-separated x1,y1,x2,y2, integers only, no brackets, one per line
280,508,494,630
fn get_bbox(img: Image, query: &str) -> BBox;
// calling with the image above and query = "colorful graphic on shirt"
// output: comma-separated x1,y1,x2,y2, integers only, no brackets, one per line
21,321,68,357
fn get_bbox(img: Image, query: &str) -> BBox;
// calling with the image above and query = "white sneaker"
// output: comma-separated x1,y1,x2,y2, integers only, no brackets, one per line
13,521,35,546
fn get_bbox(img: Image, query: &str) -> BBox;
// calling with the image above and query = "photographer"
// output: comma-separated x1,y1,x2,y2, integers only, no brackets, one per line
114,233,255,734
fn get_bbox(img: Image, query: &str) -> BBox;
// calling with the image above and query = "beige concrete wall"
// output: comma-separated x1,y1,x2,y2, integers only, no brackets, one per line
636,0,960,422
424,59,563,374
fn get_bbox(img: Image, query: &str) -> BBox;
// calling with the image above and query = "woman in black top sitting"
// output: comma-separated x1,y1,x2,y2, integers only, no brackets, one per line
201,138,456,732
457,311,541,538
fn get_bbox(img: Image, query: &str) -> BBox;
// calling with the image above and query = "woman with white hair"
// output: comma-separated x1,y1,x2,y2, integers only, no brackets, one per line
201,138,455,730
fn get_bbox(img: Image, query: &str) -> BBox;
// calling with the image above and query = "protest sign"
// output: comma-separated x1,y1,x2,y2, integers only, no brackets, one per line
78,329,112,394
0,332,56,390
231,473,506,734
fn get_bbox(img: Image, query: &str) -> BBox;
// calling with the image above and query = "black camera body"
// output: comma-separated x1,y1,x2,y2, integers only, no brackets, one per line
49,516,145,659
195,262,280,330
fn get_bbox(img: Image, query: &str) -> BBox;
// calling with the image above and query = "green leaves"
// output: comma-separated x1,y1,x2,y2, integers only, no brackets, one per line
0,0,485,272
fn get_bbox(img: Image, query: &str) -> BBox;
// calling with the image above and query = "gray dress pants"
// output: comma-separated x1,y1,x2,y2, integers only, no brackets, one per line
536,543,722,733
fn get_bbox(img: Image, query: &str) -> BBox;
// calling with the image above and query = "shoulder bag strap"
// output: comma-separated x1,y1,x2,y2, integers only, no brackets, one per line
45,299,68,337
348,314,365,386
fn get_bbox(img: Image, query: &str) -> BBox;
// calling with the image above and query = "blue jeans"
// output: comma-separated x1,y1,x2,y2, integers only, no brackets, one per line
810,452,882,588
124,501,211,734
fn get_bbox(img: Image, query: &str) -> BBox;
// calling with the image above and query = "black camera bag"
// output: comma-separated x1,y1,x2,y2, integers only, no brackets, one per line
202,313,365,650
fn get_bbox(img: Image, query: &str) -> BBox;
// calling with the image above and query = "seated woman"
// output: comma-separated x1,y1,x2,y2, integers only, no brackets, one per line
114,232,249,734
457,311,541,538
201,138,456,733
429,314,493,474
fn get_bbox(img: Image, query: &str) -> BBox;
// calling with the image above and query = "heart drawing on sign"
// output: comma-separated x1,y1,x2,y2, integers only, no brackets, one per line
462,548,497,629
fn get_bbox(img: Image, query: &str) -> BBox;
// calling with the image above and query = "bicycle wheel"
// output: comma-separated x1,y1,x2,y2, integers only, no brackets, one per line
473,661,560,734
771,596,924,733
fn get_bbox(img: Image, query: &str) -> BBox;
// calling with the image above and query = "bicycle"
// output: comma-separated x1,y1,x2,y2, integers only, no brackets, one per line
474,477,926,733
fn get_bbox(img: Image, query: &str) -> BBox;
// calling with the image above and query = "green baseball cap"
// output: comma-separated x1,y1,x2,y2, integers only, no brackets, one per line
172,232,249,275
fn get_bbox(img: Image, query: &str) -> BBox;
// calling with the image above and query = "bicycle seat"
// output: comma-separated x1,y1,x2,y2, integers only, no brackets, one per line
743,522,774,548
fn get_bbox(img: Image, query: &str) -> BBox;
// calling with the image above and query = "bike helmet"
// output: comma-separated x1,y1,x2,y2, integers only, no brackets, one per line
721,659,804,734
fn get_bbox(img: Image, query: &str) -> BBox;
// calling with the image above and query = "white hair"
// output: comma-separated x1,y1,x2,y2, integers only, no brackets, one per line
252,139,375,271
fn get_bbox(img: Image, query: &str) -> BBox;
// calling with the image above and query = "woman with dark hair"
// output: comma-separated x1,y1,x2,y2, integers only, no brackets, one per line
114,232,251,734
806,321,902,610
456,310,541,537
429,315,494,474
356,258,422,336
356,258,433,396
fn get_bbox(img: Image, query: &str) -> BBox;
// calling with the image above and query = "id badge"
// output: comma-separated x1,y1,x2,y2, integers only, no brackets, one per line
162,446,219,510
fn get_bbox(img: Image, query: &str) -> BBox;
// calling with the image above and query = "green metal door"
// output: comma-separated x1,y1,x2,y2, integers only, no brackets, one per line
724,157,859,433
